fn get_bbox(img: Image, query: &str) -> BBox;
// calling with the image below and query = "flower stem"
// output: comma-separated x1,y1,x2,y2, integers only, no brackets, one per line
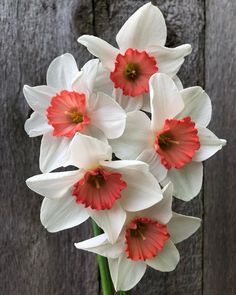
92,220,114,295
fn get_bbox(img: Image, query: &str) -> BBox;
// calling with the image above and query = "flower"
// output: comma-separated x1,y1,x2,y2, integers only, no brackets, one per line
24,53,126,173
111,73,226,201
77,2,191,112
26,133,163,243
75,183,201,291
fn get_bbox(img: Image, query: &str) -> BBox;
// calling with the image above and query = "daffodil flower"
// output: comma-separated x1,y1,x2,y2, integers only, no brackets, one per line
24,53,126,172
26,133,162,244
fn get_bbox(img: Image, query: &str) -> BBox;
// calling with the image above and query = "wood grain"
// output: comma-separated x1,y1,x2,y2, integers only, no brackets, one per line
204,1,236,294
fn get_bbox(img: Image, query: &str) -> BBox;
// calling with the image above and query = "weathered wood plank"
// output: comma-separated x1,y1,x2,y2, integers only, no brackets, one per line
204,1,236,294
92,0,205,294
0,1,98,294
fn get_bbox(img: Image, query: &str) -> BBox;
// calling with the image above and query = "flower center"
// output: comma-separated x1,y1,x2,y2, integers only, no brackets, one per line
124,63,140,81
73,168,127,210
155,117,200,169
110,48,158,97
64,108,84,124
47,90,90,137
125,217,169,261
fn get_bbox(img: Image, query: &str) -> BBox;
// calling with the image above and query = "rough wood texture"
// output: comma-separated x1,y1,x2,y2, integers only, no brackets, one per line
204,1,236,294
1,0,235,294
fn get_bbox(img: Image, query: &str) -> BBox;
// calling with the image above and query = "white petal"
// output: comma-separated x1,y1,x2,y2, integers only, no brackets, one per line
87,202,126,244
149,44,192,77
172,75,183,90
116,3,167,51
142,76,183,113
117,164,163,212
110,111,152,160
75,233,124,259
177,86,212,127
73,59,99,94
193,127,226,162
137,148,167,182
26,170,81,199
113,88,143,112
137,182,173,224
146,240,180,272
40,195,89,232
46,53,79,91
77,35,119,70
23,85,56,114
150,73,184,131
168,212,201,244
108,255,146,291
100,159,149,173
24,112,52,137
167,162,203,201
39,133,72,173
67,133,112,169
93,63,113,95
88,92,126,139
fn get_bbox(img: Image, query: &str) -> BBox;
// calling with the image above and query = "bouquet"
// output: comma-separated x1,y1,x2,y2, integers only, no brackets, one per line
24,3,226,294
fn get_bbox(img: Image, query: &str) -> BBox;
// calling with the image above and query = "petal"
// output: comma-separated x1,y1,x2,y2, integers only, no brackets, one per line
77,35,119,70
75,233,124,259
116,3,167,51
146,239,180,272
87,201,126,244
113,88,144,113
150,73,184,131
101,159,149,173
24,112,52,137
117,164,163,212
149,44,192,77
193,127,226,162
110,111,152,160
88,92,126,139
177,86,212,127
137,182,173,224
39,133,72,172
167,162,203,201
93,63,114,95
40,195,89,232
46,53,79,91
26,170,81,199
172,75,183,90
23,85,56,114
168,212,201,244
108,255,146,291
136,148,167,182
73,59,99,94
66,133,112,169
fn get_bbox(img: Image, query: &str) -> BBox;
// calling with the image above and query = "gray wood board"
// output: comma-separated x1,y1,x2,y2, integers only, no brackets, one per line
204,0,236,294
0,0,235,294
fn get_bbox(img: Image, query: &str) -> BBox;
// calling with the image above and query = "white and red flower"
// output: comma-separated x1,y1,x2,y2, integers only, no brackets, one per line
75,183,201,291
77,2,191,112
24,53,126,172
26,133,163,243
111,73,226,200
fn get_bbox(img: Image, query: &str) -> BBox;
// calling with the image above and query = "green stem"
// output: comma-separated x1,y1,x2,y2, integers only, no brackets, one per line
92,220,114,295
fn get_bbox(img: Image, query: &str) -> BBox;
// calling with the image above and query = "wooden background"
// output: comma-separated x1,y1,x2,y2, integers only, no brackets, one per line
1,0,235,294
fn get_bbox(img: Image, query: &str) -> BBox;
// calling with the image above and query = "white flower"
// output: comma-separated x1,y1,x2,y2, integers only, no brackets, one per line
75,183,201,291
24,53,126,173
111,73,226,201
26,133,163,243
77,2,191,112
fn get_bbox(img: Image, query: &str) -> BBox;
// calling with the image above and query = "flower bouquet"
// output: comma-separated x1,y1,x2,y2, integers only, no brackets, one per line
24,3,226,294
